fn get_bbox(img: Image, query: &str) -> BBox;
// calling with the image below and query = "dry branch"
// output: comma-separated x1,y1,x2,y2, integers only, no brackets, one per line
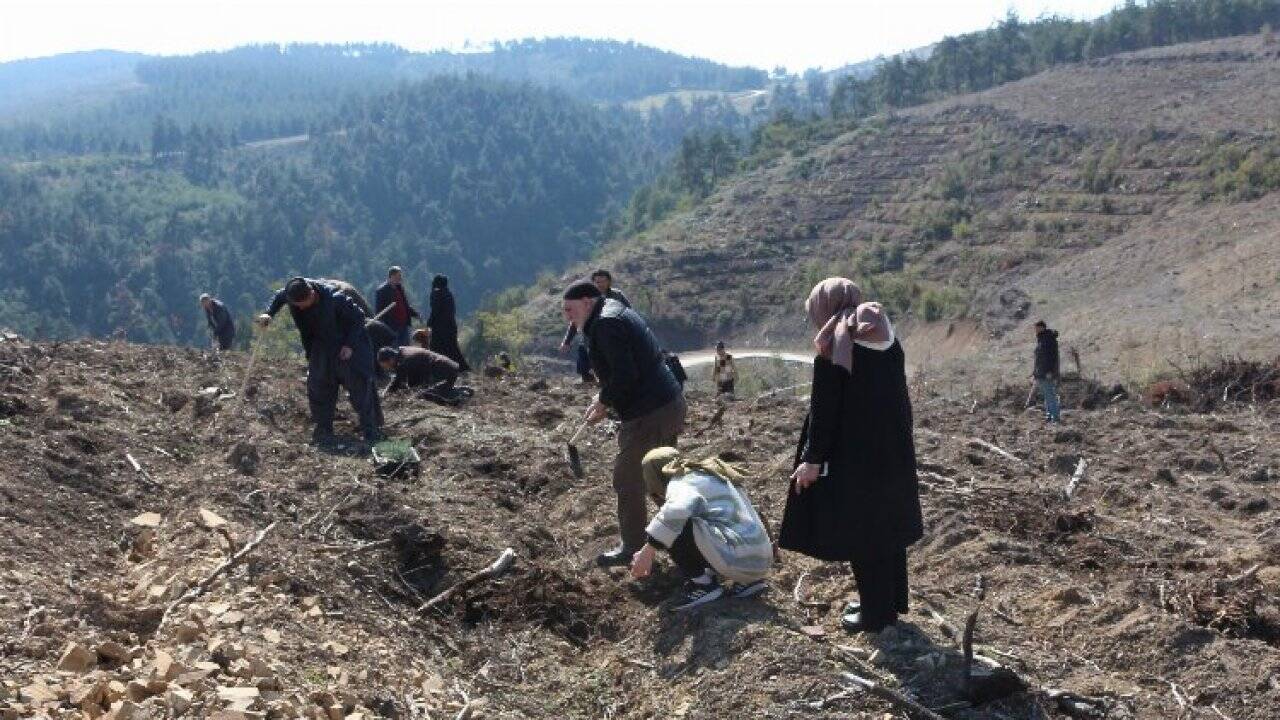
964,438,1029,466
419,547,516,614
161,521,277,625
125,452,162,488
1064,458,1088,499
841,672,947,720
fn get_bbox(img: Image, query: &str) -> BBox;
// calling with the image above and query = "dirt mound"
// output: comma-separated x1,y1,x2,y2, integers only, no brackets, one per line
1,337,1278,718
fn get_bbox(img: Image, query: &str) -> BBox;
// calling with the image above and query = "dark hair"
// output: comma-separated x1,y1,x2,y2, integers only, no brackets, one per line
377,346,401,364
389,266,402,276
562,280,603,301
1034,320,1047,329
432,274,448,289
715,341,725,350
590,269,612,282
285,277,312,303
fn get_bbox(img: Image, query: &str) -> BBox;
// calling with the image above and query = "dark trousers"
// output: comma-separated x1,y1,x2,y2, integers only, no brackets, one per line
575,343,593,379
717,380,735,395
666,524,709,579
614,397,687,550
850,546,909,630
393,325,411,347
307,354,383,440
215,332,235,351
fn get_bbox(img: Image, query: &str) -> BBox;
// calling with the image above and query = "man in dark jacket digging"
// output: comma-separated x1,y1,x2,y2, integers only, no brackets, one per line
257,277,383,446
1032,320,1061,423
200,293,236,350
561,279,686,568
374,266,420,346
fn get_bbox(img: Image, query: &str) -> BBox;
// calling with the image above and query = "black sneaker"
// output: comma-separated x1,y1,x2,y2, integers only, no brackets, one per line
728,580,768,599
596,546,636,568
671,580,724,612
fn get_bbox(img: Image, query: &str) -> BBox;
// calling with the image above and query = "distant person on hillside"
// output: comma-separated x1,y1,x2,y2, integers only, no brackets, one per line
712,342,737,395
1032,320,1062,423
779,278,923,634
427,274,471,372
374,266,420,346
200,293,236,351
378,345,459,395
560,269,630,383
316,278,373,318
257,277,383,447
630,447,772,611
561,279,685,568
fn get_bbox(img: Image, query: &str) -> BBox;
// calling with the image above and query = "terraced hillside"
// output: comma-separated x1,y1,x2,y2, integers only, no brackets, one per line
528,34,1280,381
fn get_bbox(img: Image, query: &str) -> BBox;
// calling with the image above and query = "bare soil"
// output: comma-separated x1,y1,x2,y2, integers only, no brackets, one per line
2,337,1278,718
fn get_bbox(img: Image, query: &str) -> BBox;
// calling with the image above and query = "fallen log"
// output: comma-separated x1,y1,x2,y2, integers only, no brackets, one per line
419,548,516,614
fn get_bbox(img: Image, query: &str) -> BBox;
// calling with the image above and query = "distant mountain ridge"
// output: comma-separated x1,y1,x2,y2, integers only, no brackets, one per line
0,39,767,155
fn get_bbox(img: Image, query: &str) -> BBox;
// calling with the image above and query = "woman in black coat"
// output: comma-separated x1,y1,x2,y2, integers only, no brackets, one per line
426,274,471,372
779,277,923,633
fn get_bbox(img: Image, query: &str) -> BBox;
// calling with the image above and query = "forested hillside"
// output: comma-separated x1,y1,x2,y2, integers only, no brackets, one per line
0,76,650,344
0,39,766,157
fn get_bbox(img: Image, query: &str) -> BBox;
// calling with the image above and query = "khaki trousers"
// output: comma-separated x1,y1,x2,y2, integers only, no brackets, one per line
612,397,687,550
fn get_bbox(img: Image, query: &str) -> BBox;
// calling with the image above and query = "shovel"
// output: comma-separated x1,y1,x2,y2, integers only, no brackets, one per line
565,419,590,479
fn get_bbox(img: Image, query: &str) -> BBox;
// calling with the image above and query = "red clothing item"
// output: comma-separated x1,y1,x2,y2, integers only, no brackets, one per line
390,285,410,326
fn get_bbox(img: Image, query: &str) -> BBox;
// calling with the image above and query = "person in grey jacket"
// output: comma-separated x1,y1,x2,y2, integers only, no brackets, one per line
630,447,772,611
200,294,236,350
562,279,685,568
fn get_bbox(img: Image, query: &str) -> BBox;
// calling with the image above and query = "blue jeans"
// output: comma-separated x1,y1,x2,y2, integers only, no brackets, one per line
1038,378,1061,421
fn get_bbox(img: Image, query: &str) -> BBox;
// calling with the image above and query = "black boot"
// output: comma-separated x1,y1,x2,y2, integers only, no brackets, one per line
596,545,636,568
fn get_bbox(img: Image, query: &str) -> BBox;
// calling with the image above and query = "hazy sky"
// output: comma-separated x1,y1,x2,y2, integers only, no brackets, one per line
3,0,1122,70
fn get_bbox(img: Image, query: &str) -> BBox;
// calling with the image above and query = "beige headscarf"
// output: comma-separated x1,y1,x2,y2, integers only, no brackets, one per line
641,447,748,500
805,277,893,373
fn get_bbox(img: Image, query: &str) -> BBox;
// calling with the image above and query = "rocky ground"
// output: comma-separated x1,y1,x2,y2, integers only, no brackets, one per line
1,337,1278,719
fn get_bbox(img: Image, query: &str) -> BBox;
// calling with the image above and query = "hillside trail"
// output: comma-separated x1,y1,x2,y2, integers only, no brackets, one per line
677,348,812,368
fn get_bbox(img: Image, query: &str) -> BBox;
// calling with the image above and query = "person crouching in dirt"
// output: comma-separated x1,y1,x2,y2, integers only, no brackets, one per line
779,278,923,634
630,447,772,611
1032,320,1062,423
200,293,236,351
378,345,459,395
712,341,737,395
257,277,384,447
561,279,686,568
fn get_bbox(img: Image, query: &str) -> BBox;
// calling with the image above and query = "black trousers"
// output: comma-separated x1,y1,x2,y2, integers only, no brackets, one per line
665,524,709,579
307,354,383,440
850,546,909,630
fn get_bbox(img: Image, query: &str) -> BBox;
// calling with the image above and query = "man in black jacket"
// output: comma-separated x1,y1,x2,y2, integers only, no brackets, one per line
200,293,236,350
374,266,420,346
560,269,630,383
562,280,686,567
1032,320,1062,422
257,277,383,445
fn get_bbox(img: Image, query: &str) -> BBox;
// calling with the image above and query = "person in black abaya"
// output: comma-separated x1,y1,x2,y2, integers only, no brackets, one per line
778,277,923,633
426,274,471,372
